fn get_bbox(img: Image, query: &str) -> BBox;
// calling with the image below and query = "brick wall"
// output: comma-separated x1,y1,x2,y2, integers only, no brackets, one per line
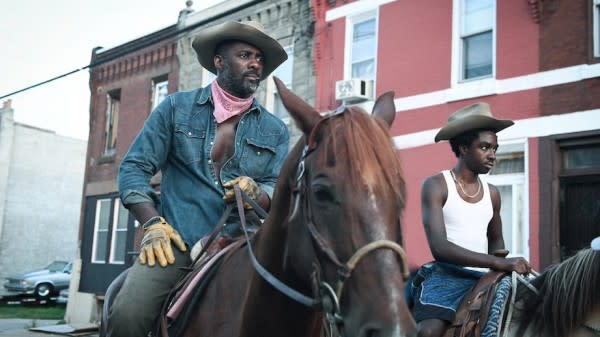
86,29,179,193
539,0,600,116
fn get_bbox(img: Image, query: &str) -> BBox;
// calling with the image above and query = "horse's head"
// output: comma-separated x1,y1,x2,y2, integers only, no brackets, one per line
270,77,416,337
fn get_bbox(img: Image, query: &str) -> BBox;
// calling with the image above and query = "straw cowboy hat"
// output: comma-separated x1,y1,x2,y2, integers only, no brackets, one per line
192,21,288,80
434,102,514,142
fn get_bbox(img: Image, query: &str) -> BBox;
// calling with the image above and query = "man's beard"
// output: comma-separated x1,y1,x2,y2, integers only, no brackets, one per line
218,63,261,98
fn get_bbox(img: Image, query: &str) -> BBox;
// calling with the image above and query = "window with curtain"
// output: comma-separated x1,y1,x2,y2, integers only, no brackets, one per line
349,12,377,80
460,0,494,80
487,142,527,258
104,90,120,156
109,201,129,264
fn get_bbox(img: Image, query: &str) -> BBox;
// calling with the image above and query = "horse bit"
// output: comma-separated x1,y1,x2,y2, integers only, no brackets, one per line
235,109,410,337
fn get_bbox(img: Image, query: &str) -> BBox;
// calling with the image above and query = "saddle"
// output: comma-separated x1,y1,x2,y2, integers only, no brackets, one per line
444,270,507,337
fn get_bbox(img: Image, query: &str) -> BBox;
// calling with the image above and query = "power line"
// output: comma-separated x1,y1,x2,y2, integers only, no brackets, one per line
0,68,88,100
0,0,262,100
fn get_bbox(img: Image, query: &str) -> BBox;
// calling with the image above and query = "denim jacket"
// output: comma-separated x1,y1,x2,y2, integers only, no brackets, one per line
118,85,289,246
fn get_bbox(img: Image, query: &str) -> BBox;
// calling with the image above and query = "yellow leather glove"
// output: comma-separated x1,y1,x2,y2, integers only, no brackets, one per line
222,176,262,209
139,217,187,267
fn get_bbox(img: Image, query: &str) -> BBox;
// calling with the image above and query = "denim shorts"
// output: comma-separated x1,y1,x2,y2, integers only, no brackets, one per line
409,262,484,322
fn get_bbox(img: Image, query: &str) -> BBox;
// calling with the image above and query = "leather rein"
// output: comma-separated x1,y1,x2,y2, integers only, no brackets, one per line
234,110,410,334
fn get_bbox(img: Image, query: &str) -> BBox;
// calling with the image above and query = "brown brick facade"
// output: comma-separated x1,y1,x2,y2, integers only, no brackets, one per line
86,26,179,188
539,0,600,116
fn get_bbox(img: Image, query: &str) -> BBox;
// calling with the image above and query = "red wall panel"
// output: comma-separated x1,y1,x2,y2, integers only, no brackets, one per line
398,143,457,268
496,1,539,79
378,0,453,97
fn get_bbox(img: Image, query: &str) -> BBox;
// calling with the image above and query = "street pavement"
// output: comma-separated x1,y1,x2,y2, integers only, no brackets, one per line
0,319,99,337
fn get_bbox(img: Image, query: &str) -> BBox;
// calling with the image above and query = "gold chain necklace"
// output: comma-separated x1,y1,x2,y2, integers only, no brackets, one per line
450,170,481,198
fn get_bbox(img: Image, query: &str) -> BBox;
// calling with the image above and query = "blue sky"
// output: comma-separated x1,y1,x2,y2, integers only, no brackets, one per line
0,0,222,140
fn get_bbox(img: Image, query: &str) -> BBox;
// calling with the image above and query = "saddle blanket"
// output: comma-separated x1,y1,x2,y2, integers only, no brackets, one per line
481,275,512,337
166,241,243,320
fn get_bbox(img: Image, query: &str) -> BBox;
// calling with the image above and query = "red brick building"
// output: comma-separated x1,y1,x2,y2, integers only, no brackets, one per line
78,24,180,294
312,0,600,270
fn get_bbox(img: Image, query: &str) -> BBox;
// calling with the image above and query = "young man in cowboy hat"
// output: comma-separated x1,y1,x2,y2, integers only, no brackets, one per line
108,21,289,337
409,102,532,337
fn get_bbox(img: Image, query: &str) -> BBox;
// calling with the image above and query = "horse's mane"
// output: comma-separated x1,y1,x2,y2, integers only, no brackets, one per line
514,248,600,337
319,107,406,212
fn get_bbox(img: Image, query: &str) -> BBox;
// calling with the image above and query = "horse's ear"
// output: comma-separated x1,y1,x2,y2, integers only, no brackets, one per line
371,91,396,127
273,76,321,135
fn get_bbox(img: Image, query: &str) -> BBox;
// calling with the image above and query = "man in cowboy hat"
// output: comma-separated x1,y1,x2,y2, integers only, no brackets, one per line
108,21,289,337
408,102,532,337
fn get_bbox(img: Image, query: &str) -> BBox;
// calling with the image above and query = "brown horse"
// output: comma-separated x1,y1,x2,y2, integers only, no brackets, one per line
502,247,600,337
171,78,416,337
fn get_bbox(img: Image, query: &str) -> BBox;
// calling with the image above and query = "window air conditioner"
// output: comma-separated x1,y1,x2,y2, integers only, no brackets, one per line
335,79,374,103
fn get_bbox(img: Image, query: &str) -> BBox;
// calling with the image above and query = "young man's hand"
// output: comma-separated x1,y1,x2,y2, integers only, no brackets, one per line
499,256,531,275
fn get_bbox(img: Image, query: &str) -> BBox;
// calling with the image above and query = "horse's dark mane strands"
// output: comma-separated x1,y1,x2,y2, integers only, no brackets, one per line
514,248,600,337
319,107,406,211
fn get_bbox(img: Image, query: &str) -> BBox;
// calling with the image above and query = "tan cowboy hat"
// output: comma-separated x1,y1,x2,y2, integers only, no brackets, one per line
192,21,288,80
434,102,514,142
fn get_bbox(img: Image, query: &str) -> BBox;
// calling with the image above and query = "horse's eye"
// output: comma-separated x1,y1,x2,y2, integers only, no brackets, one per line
312,185,335,203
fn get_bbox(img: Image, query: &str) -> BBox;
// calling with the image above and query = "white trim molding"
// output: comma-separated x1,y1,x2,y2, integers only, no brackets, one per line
356,62,600,114
326,0,396,22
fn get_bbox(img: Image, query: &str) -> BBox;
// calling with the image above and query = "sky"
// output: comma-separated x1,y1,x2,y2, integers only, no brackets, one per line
0,0,222,140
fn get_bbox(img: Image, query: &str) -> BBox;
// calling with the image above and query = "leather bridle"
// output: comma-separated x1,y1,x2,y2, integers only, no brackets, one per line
235,110,409,335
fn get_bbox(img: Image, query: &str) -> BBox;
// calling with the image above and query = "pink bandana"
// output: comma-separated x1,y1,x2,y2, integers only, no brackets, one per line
211,81,254,123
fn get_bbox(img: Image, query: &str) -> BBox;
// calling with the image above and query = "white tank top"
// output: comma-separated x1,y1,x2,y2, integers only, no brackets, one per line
442,170,492,272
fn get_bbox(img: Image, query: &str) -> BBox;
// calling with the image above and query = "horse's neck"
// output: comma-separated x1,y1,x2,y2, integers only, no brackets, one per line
238,225,319,337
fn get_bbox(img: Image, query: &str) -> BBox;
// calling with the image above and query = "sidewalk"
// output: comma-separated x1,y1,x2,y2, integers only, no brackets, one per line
0,319,99,337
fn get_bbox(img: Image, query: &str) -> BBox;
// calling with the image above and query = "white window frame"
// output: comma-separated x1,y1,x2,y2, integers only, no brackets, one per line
202,69,216,87
484,139,529,260
152,79,169,109
104,92,120,156
451,0,496,85
344,10,378,81
268,45,294,124
91,199,111,263
594,0,600,57
109,201,129,264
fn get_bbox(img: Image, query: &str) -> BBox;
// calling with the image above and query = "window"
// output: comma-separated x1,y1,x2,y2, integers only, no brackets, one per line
203,70,217,87
563,143,600,169
459,0,495,81
346,11,377,80
104,90,120,156
152,78,168,109
109,202,129,264
91,197,130,264
486,141,528,259
272,45,294,122
595,0,600,57
92,199,111,263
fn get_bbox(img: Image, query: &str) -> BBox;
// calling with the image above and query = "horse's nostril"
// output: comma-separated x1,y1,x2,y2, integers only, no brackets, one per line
357,323,383,337
362,328,380,337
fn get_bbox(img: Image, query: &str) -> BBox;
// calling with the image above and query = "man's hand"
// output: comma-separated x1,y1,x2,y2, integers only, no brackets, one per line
497,256,531,275
139,217,187,267
222,176,262,208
